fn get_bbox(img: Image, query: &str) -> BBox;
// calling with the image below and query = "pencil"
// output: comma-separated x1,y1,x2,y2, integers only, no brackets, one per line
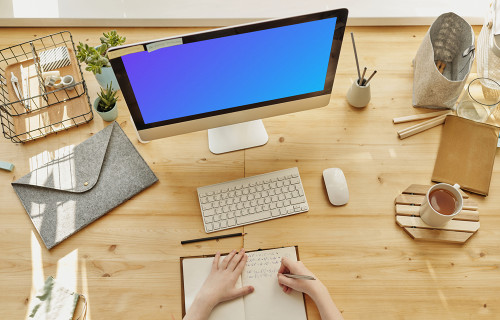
284,274,316,280
364,70,377,86
351,32,361,82
181,232,247,244
360,67,367,85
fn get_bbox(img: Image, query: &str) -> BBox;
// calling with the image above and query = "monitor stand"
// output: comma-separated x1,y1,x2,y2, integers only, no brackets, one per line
208,119,269,154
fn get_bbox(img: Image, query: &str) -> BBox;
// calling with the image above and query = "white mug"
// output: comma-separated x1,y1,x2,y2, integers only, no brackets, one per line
419,183,463,227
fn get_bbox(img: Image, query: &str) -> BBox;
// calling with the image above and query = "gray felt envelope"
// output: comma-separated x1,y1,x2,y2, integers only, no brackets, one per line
12,122,158,249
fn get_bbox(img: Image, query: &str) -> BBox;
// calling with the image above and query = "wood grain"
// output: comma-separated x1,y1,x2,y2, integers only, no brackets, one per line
2,25,500,320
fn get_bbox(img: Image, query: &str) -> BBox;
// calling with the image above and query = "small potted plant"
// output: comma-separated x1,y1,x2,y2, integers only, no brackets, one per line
76,30,126,90
94,84,119,121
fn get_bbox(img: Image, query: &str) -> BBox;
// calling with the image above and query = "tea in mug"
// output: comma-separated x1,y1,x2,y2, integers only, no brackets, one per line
429,189,457,215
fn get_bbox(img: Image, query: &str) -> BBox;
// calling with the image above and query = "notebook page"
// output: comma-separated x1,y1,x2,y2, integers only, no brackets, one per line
182,256,245,320
242,247,307,320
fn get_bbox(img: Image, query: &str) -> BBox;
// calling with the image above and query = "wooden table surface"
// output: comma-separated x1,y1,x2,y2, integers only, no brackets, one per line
1,25,499,320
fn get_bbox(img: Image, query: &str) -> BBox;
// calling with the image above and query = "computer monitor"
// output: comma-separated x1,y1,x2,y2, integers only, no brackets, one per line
108,9,348,154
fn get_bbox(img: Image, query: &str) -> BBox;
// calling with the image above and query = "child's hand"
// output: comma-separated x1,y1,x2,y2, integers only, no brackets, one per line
196,249,254,309
277,257,326,300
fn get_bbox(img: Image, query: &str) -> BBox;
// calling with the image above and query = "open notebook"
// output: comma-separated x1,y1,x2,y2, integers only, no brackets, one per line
181,246,307,320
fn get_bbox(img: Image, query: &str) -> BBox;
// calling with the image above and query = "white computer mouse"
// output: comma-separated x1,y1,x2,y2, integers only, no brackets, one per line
323,168,349,206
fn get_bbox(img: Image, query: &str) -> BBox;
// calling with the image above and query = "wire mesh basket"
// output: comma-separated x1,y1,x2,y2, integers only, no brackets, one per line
0,31,93,143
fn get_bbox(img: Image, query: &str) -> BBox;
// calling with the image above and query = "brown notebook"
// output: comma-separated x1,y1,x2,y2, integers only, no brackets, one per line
432,115,499,196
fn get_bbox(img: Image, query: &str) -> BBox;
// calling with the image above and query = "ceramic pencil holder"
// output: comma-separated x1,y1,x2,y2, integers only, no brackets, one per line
347,79,371,108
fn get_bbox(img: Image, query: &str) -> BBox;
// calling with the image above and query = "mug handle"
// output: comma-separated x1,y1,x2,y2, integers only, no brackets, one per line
453,183,461,190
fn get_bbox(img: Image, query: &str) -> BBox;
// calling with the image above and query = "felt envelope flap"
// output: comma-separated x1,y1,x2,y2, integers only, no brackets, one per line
12,123,115,193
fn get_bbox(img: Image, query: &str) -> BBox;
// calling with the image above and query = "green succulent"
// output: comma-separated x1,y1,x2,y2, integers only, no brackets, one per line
100,30,126,50
76,30,126,75
97,84,118,112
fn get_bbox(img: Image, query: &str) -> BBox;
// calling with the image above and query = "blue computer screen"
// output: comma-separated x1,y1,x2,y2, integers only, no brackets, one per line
121,17,337,124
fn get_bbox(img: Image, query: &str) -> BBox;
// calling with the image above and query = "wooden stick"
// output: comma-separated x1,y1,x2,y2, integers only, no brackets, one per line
397,114,447,139
364,70,377,86
393,110,452,124
360,67,367,85
351,32,362,82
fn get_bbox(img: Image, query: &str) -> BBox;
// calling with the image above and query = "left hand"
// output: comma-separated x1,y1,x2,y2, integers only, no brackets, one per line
184,248,254,320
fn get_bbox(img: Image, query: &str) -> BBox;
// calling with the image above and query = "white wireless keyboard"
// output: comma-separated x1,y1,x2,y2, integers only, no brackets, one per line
197,167,309,233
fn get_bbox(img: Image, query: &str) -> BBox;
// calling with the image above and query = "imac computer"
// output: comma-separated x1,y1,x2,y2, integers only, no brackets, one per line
108,9,348,154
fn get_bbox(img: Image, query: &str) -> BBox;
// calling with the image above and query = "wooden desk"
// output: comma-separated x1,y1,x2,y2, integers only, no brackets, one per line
1,26,499,320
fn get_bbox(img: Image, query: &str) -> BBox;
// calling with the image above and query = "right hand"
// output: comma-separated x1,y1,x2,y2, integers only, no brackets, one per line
277,257,326,298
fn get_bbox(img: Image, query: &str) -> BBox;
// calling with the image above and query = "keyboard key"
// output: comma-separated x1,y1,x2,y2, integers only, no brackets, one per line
237,210,272,224
202,203,212,210
291,196,306,205
221,220,227,228
215,207,223,214
297,187,304,196
213,222,220,229
271,209,280,217
203,209,215,216
214,214,220,221
228,219,236,227
205,216,213,223
206,223,213,232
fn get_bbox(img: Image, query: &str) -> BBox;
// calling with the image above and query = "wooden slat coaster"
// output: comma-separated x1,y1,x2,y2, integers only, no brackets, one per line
395,184,479,244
